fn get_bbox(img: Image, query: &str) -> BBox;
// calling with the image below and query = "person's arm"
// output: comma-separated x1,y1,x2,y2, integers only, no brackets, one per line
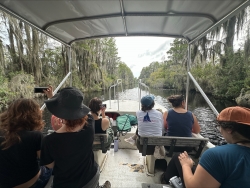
45,162,55,169
179,151,220,188
40,137,55,169
101,105,106,118
43,85,53,99
163,111,168,129
37,150,41,159
101,118,110,131
192,114,200,133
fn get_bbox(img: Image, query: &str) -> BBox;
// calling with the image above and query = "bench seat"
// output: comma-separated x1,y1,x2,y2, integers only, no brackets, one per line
139,135,209,176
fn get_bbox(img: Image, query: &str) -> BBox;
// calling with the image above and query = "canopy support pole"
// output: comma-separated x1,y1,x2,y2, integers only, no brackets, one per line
185,44,191,110
67,47,72,86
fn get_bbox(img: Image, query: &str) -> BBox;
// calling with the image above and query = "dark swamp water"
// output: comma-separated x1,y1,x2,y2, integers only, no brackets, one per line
39,85,237,146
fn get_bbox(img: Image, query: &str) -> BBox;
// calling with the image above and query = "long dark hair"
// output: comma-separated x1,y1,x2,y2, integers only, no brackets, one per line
167,95,185,108
0,98,45,150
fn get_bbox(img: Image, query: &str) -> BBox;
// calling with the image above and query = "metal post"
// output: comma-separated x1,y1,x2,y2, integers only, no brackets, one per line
188,72,219,116
40,72,71,111
185,44,191,109
109,87,111,109
138,79,141,109
117,80,120,111
67,47,72,87
114,85,116,102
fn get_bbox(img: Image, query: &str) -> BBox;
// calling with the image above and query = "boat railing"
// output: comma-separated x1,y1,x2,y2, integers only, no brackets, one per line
138,79,150,110
40,72,71,111
187,72,219,116
108,79,123,110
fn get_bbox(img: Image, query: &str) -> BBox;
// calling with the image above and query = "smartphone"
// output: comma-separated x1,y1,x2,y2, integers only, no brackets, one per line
102,104,107,108
34,87,48,93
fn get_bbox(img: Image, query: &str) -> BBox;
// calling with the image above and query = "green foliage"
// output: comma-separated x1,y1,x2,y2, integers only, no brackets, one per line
167,39,188,65
117,62,134,85
211,50,246,98
0,75,12,111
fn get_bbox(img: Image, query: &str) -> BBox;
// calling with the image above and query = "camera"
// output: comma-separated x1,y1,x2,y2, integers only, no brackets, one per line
102,104,107,108
169,176,183,188
34,87,49,93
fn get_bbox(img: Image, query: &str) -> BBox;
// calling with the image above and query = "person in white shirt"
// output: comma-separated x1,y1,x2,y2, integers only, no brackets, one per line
124,95,163,145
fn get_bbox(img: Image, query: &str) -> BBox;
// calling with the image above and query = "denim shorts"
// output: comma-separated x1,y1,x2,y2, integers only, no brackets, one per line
29,166,53,188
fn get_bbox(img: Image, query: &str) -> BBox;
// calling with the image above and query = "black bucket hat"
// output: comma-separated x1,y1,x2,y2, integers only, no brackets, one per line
44,87,90,120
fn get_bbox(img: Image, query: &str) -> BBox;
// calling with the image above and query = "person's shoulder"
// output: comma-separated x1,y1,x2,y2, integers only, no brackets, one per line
203,144,232,156
136,110,143,114
42,132,56,142
22,130,43,138
152,109,162,114
102,117,109,123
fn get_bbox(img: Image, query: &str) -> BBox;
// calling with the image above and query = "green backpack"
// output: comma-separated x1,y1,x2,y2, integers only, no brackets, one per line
128,114,137,125
116,114,137,132
116,114,131,132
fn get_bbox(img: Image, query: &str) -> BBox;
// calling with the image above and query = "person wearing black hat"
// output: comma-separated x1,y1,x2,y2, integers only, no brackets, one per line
40,86,111,188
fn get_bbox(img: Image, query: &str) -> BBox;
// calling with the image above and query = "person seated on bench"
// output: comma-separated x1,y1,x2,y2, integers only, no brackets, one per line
125,95,163,146
88,97,109,133
161,106,250,188
163,95,200,137
41,86,111,188
0,99,52,188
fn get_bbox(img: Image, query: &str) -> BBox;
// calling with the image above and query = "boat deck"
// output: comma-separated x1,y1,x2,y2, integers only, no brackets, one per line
99,149,171,188
104,100,167,116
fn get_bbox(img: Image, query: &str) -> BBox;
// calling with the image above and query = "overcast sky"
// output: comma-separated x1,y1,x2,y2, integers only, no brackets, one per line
115,37,174,78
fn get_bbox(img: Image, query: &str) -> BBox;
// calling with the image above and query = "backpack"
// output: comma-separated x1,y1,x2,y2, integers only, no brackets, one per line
116,114,132,132
128,114,138,125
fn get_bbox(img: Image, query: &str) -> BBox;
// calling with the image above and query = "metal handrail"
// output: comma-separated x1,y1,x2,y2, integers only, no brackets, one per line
40,72,72,111
188,72,219,116
138,79,150,109
108,79,123,110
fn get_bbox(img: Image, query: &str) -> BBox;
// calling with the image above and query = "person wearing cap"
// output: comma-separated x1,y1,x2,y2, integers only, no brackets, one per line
163,95,200,137
0,99,52,188
125,95,163,146
161,106,250,188
41,86,111,188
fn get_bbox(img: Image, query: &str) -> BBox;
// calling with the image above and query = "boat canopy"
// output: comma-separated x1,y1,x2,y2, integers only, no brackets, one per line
0,0,249,45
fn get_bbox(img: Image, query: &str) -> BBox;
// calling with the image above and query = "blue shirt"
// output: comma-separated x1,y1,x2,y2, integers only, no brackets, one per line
199,144,250,188
166,109,193,137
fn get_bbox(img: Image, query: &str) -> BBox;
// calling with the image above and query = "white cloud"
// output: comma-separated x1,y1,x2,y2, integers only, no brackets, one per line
115,37,174,78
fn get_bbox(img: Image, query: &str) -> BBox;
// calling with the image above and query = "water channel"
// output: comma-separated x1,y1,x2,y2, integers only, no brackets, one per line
41,85,237,146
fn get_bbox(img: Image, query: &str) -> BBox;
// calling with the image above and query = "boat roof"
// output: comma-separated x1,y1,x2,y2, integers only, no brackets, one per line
0,0,249,46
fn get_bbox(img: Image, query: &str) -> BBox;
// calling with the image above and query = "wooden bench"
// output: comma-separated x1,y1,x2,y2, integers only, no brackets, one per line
93,133,109,153
139,136,209,176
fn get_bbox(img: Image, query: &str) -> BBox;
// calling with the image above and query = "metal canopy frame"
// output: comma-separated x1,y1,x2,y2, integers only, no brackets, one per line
0,0,249,45
0,0,249,115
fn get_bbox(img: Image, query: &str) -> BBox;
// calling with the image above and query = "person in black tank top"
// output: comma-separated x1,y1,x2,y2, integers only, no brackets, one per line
89,97,110,133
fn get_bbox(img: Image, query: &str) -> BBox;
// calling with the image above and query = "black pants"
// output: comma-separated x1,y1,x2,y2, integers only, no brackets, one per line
163,153,196,188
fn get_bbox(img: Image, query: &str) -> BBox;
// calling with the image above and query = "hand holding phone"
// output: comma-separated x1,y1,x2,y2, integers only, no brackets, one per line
34,87,48,93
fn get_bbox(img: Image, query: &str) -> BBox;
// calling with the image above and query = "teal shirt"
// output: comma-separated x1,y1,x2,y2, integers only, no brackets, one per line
199,144,250,188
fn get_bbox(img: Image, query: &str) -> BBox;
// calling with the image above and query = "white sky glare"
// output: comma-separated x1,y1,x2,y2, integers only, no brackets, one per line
115,37,174,78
